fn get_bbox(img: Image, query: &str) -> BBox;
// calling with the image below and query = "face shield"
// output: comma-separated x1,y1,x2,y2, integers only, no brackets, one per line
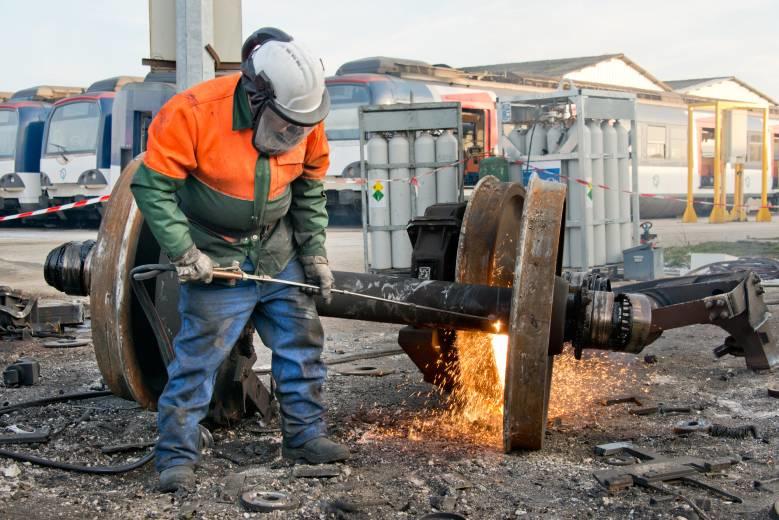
252,107,314,156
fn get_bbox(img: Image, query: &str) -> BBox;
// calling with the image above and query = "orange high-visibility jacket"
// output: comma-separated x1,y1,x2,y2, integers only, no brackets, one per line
130,74,330,275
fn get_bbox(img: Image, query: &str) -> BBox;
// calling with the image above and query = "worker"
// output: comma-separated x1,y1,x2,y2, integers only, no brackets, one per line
130,28,348,493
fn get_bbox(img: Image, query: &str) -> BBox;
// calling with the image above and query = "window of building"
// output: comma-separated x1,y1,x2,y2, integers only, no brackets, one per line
747,132,762,163
645,125,666,159
669,126,686,161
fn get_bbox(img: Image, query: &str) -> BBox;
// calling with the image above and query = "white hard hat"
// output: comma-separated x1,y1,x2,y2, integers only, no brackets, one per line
242,28,330,127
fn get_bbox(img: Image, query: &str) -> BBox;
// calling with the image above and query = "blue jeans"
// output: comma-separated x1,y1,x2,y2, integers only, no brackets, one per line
155,259,326,472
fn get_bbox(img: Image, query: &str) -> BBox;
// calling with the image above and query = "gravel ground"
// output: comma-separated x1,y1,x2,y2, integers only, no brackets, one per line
1,226,778,519
1,304,778,519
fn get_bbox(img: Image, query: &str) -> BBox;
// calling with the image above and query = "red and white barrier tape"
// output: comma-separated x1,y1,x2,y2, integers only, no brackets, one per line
0,195,110,222
0,157,774,222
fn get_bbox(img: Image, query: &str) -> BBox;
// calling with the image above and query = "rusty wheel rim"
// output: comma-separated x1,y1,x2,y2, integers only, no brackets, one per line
456,175,525,287
503,175,566,451
91,156,167,409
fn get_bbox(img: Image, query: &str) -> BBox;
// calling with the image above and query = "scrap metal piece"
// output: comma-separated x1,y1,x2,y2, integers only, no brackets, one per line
630,404,694,416
2,358,40,387
240,490,297,513
0,286,37,325
292,465,341,478
600,395,644,407
709,423,759,439
679,476,743,503
0,428,50,445
594,441,634,456
593,443,740,493
673,419,712,434
42,338,91,349
640,481,712,520
503,176,566,452
100,441,156,454
336,365,395,377
768,387,779,398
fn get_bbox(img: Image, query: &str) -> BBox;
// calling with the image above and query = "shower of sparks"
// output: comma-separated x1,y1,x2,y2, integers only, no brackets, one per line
368,328,647,449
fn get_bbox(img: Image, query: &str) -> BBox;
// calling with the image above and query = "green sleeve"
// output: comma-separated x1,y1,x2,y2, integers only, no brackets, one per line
130,163,194,259
288,177,328,257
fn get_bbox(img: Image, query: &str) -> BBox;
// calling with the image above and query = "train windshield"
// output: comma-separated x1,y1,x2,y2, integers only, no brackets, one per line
324,83,371,141
0,109,18,159
46,101,100,155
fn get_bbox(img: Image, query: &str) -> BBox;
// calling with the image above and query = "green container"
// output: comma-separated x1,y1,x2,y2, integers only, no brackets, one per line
478,156,509,182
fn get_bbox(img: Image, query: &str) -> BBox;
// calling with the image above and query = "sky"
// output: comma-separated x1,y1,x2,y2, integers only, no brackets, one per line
1,0,778,100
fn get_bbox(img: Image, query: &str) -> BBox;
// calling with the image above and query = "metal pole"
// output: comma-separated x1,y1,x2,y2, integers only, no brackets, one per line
359,109,370,271
710,102,726,223
175,0,215,91
757,107,772,222
629,115,640,246
731,163,746,221
682,106,698,222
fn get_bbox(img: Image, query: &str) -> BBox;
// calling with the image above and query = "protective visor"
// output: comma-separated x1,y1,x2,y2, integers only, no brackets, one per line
252,107,314,156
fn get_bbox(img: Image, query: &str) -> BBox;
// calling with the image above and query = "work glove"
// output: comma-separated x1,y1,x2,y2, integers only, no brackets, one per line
299,255,334,304
172,245,215,284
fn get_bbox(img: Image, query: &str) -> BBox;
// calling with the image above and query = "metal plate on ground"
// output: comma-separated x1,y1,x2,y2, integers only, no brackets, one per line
240,490,297,513
42,338,91,348
335,364,395,377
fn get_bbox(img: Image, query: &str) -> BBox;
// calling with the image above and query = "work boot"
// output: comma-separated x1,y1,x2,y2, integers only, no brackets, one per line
159,464,195,493
282,437,350,464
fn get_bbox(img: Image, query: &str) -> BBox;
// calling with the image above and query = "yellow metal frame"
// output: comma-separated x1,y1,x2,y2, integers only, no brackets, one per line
683,101,772,224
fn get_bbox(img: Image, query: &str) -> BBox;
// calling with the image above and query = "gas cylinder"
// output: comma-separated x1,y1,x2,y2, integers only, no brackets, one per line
435,130,458,203
588,119,606,266
367,135,391,270
389,135,412,269
414,132,437,216
615,121,632,252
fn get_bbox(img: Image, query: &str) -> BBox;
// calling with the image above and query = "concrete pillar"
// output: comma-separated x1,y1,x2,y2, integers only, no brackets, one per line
175,0,215,91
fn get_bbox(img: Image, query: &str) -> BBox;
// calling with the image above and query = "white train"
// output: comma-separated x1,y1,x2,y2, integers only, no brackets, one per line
323,57,779,219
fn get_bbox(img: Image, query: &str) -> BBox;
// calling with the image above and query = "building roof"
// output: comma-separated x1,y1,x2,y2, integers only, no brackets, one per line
664,77,730,91
461,53,670,93
664,76,776,105
462,54,621,77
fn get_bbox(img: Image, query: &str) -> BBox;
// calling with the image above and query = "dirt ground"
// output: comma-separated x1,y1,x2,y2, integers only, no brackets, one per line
1,225,778,519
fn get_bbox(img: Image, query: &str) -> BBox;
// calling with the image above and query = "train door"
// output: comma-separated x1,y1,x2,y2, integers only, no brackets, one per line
462,108,487,184
773,133,778,189
699,127,715,187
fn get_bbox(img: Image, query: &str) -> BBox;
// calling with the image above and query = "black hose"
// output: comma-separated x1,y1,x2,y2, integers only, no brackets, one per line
0,389,154,474
0,448,154,474
0,390,112,415
129,264,176,364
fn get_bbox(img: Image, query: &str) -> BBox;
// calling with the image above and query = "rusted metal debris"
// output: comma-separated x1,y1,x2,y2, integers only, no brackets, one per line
0,286,84,337
674,419,760,439
600,395,645,407
240,490,297,513
593,442,741,501
2,358,40,387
